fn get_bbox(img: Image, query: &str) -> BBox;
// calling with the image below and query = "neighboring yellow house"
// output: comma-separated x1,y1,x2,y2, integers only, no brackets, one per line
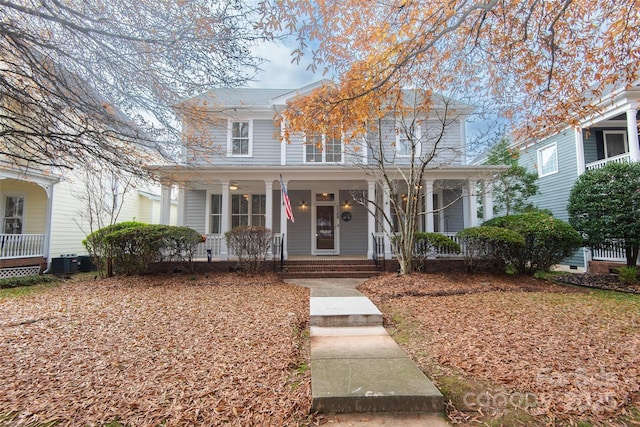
1,164,177,278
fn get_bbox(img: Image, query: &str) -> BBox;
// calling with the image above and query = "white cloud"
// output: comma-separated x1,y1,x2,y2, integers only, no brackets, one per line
248,40,322,89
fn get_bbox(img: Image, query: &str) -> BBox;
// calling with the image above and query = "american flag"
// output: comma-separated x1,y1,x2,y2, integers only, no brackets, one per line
280,175,295,223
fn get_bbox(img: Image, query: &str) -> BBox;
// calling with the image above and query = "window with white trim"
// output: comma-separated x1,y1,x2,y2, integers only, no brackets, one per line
304,134,343,163
3,195,24,234
537,143,558,177
210,194,222,234
228,120,252,156
603,130,628,158
395,121,422,157
231,194,265,228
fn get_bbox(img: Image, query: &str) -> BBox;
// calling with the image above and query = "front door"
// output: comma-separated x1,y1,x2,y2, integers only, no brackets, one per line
315,205,336,253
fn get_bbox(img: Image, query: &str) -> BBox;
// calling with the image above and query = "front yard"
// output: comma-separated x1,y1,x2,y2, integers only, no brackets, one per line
1,272,639,426
359,273,640,426
0,274,312,426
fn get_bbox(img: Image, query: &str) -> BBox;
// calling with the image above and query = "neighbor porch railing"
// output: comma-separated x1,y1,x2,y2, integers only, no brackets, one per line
0,234,46,259
591,240,628,263
585,153,631,171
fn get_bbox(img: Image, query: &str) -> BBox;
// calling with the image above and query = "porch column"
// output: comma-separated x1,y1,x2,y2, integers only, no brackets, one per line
279,179,289,260
177,185,186,226
626,106,640,161
264,180,273,232
160,184,172,225
43,184,54,265
367,180,376,258
463,179,479,228
382,182,392,259
575,127,586,175
424,180,434,232
220,181,230,260
482,180,494,222
437,188,445,232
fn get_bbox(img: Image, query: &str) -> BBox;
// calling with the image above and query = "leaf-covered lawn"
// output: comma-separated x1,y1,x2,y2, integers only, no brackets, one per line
359,273,640,426
0,274,311,426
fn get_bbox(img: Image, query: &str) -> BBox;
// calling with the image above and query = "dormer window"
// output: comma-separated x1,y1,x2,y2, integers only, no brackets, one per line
304,134,343,163
228,120,252,156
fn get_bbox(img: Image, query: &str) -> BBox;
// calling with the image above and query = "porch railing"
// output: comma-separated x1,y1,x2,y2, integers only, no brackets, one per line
585,153,631,171
195,233,283,261
374,231,466,259
0,234,46,259
591,240,628,263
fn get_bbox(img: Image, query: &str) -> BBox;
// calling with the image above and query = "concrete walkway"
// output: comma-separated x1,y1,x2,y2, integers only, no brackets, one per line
287,279,450,427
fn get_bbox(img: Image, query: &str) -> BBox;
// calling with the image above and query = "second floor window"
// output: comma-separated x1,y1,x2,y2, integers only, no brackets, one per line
396,120,422,157
537,143,558,177
228,120,252,156
304,134,343,163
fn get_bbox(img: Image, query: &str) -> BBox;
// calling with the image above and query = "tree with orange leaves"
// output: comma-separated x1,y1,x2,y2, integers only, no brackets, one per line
259,0,638,274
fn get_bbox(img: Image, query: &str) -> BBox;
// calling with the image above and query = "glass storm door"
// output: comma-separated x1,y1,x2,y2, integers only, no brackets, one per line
315,205,335,251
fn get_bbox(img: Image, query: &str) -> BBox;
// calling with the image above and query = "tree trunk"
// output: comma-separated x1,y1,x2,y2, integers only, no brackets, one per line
626,243,639,267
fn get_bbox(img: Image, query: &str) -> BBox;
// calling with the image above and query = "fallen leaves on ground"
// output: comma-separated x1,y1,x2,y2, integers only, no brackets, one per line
359,273,640,424
0,273,311,426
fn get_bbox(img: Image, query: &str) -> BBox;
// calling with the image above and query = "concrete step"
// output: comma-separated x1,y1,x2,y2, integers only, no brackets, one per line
310,326,444,414
310,296,383,327
281,271,381,279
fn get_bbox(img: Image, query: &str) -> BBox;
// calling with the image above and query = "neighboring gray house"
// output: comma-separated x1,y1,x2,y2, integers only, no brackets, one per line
515,80,640,271
155,81,502,260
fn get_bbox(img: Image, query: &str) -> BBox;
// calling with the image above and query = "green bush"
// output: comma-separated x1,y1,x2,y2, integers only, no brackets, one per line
85,223,203,276
457,226,525,272
617,266,639,285
0,274,59,289
225,226,272,273
483,212,582,274
83,221,145,276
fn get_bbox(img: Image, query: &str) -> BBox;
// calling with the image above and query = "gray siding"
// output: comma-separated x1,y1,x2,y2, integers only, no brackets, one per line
185,190,206,233
339,190,368,254
519,130,584,267
250,119,281,165
583,130,599,164
287,190,311,255
442,189,464,232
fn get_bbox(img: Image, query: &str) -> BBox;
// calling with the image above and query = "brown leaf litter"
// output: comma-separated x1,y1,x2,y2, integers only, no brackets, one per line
0,273,312,426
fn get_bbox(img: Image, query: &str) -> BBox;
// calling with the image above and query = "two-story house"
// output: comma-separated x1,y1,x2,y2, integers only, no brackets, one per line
516,80,640,271
155,81,503,261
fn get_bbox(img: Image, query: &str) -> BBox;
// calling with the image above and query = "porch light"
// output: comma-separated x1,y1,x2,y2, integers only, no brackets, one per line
299,200,308,209
343,200,351,210
229,181,238,190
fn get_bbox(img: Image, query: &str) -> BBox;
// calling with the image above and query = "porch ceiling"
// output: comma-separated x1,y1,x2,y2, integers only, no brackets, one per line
152,164,505,188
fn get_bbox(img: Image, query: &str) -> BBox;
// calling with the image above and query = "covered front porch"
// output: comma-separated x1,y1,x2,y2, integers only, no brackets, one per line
0,169,57,278
159,166,498,261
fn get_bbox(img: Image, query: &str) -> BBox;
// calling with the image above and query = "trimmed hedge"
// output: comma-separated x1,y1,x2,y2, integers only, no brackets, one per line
483,212,582,274
0,274,59,289
457,226,525,272
84,223,203,276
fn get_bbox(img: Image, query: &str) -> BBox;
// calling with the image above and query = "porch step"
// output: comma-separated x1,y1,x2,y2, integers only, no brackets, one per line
279,259,382,279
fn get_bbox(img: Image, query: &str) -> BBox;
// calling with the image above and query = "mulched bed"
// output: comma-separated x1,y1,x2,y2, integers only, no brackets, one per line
0,274,312,426
358,273,640,424
554,273,640,294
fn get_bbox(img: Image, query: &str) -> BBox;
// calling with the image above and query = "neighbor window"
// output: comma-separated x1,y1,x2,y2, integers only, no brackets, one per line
537,143,558,177
228,120,252,156
3,195,24,234
304,134,343,163
603,130,628,159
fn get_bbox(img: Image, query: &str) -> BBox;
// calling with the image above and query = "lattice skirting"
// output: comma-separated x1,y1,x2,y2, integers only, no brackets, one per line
0,265,41,279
